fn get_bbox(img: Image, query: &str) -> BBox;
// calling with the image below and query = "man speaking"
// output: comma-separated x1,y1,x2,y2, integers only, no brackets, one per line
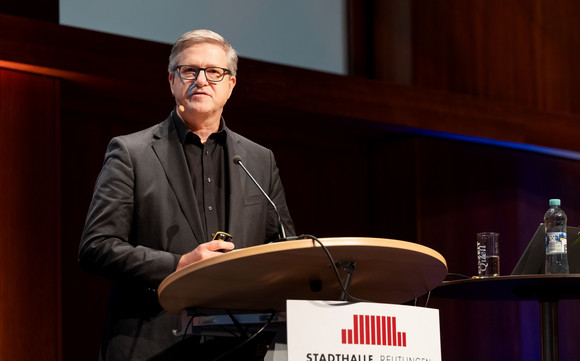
79,29,295,360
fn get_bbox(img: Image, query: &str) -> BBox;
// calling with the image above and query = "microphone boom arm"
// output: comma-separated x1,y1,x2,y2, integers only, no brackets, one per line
233,156,287,239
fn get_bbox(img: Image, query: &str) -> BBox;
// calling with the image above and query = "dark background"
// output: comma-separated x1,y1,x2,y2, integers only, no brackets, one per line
2,1,580,360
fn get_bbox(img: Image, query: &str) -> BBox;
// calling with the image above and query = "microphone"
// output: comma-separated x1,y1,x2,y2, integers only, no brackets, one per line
232,155,286,239
186,82,198,98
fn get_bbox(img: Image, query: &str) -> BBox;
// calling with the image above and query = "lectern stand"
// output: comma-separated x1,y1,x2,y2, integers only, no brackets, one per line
157,237,448,359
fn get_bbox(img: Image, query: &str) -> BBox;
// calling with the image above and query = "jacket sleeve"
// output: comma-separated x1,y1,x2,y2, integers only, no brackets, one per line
78,137,180,288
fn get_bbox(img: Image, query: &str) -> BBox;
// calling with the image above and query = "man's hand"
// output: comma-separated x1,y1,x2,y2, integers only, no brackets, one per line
176,241,235,271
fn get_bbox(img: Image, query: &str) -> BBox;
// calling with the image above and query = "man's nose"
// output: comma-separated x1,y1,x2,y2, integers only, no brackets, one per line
196,70,209,85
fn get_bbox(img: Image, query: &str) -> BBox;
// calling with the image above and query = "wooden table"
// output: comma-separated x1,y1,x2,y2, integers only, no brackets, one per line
158,237,448,314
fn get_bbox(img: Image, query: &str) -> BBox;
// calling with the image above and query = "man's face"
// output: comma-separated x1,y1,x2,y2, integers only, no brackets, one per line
169,43,236,119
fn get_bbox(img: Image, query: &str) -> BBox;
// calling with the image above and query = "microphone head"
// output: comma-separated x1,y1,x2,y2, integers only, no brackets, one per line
232,155,243,165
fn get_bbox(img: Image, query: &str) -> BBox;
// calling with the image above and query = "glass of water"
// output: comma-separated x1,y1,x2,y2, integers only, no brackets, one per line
476,232,500,277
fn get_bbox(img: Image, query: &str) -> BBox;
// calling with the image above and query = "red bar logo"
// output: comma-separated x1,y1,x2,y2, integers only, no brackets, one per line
341,314,407,347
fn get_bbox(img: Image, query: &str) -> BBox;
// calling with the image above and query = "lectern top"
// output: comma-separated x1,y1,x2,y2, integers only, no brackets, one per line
158,237,447,314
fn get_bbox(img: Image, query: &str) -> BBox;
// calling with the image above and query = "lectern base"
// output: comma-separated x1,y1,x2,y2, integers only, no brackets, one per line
169,309,288,361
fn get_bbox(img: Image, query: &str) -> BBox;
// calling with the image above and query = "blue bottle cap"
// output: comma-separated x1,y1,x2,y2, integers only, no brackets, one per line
549,199,561,206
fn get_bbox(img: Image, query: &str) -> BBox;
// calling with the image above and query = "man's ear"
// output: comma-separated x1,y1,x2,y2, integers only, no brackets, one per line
227,76,236,99
168,72,175,96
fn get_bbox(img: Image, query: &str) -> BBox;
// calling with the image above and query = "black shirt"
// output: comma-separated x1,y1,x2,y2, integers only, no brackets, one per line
172,110,228,242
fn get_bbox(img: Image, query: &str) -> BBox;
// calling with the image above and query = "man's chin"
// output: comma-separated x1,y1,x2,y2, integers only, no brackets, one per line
182,104,222,118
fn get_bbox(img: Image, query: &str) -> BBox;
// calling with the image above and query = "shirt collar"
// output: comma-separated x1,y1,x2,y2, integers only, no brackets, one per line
171,109,227,145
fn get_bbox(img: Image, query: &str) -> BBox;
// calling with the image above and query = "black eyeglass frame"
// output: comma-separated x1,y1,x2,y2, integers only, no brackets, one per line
174,65,232,82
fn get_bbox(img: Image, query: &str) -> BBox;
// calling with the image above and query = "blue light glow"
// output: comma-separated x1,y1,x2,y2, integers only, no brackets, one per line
413,129,580,161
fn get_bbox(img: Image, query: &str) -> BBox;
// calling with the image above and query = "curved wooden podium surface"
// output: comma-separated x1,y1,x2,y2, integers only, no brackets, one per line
158,237,447,314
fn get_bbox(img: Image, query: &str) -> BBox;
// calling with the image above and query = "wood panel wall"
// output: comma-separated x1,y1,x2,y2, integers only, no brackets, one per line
365,0,580,115
0,69,61,360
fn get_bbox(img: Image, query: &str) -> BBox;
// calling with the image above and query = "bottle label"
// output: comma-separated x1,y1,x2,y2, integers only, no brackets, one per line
545,231,568,254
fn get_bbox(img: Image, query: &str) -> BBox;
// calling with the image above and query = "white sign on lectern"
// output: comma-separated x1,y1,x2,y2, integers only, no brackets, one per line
287,300,441,361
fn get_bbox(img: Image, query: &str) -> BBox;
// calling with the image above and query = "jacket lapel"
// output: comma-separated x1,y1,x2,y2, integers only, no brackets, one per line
151,116,206,246
226,129,247,237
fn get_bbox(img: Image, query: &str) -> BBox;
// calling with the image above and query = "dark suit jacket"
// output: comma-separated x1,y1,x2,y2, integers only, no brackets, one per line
79,113,295,360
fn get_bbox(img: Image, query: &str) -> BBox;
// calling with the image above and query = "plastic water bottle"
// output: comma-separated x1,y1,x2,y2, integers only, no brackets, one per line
544,199,569,274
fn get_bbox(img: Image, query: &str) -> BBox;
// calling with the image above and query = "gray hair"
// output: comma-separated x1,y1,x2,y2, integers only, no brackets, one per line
168,29,238,77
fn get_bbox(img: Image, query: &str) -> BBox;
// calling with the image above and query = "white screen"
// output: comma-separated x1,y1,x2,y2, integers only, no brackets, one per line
59,0,347,74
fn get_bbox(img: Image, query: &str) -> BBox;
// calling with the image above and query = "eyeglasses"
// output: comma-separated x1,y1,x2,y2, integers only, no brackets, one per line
174,65,231,82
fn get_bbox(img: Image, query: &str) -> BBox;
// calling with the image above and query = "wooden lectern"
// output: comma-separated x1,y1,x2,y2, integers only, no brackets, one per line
158,237,448,313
